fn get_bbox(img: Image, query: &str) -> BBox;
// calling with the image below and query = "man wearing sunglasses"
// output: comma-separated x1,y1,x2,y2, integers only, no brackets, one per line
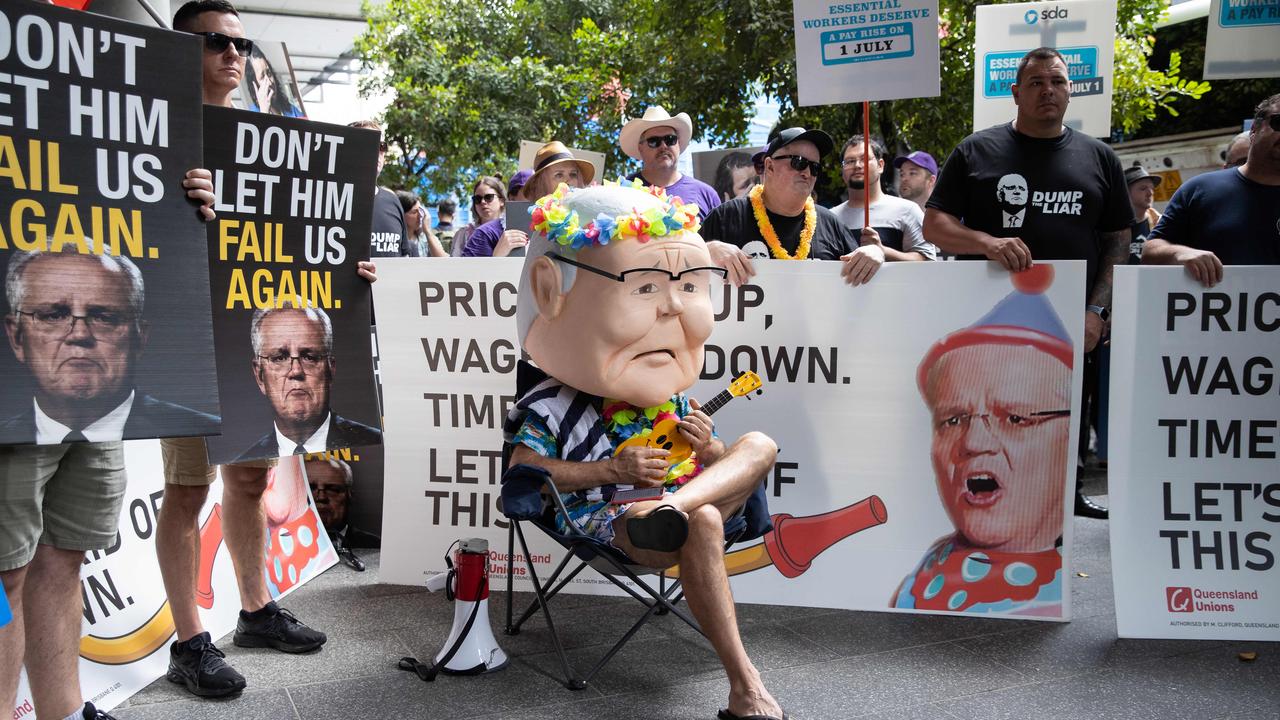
701,127,885,287
148,0,371,702
620,106,720,221
1143,93,1280,285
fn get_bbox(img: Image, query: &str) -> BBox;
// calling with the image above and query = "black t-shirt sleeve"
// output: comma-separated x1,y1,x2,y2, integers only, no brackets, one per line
1098,150,1135,232
810,210,856,260
925,144,970,218
701,203,727,244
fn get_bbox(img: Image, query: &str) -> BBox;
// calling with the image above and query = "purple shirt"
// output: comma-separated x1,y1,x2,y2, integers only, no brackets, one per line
627,172,721,221
461,218,505,257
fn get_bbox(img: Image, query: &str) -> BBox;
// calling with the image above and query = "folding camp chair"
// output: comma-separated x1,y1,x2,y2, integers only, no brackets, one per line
499,462,769,690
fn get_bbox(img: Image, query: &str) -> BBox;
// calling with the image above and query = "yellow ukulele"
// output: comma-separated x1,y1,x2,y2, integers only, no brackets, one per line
612,371,764,466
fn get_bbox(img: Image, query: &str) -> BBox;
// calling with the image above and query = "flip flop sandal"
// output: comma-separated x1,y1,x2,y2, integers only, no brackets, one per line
717,710,789,720
626,505,688,552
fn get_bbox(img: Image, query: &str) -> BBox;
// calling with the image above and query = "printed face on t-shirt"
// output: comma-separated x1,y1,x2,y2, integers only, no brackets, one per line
1011,57,1071,125
996,174,1028,208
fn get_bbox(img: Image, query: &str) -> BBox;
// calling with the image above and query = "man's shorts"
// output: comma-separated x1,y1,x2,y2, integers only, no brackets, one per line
160,437,275,486
0,442,128,572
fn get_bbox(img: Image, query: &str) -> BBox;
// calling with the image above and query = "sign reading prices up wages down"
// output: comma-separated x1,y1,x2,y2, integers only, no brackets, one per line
973,0,1117,138
792,0,941,105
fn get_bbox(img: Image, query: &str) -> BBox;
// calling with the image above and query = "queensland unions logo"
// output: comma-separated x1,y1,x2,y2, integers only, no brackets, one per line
1166,585,1260,613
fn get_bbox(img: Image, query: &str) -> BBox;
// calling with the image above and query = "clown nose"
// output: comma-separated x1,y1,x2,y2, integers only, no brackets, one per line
762,496,888,578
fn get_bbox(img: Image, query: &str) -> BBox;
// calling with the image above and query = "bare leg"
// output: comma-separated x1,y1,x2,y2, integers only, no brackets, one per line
23,545,88,719
156,483,210,641
220,465,271,613
611,432,783,718
0,565,29,715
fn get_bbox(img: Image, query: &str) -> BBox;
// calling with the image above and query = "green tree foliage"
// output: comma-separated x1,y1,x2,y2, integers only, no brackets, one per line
359,0,1208,197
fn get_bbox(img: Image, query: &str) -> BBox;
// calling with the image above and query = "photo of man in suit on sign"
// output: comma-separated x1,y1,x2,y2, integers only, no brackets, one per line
1,248,220,444
235,305,380,460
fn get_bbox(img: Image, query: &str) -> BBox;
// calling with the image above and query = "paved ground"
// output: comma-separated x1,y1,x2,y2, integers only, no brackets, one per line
114,474,1279,720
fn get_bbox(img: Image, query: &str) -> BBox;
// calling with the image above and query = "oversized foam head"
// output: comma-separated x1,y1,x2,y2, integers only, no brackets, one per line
517,182,716,407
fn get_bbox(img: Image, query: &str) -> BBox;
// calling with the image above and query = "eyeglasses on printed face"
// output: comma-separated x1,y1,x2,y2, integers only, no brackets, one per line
771,154,822,176
472,192,499,205
198,31,253,57
16,307,131,338
548,253,727,296
934,408,1070,440
256,350,330,372
643,134,680,149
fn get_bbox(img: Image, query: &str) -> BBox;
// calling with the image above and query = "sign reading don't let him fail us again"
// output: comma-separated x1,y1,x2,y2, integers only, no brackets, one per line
792,0,940,106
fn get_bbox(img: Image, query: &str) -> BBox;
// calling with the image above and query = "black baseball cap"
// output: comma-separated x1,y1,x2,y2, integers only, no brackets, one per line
762,127,835,159
1124,165,1162,188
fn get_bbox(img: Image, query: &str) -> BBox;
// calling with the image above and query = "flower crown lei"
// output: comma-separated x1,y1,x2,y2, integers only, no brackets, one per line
529,177,701,251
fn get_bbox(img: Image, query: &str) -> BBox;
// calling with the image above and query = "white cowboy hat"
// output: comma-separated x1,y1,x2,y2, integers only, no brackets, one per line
619,106,693,160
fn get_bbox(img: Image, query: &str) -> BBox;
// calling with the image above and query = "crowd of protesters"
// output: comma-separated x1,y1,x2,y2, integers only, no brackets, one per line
3,0,1278,717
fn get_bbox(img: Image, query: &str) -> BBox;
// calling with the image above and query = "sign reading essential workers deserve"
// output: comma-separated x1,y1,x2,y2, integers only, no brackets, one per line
1109,267,1280,641
376,259,1085,620
792,0,941,105
1203,0,1280,80
973,0,1117,137
202,107,383,464
0,0,221,445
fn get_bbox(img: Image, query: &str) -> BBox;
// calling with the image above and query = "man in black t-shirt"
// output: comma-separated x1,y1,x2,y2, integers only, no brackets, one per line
702,127,884,287
924,47,1132,519
1143,93,1280,286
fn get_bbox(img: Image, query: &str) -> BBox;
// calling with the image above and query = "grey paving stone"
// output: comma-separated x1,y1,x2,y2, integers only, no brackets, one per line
781,608,1038,658
953,612,1224,680
656,617,841,671
940,642,1280,720
750,642,1028,719
112,688,298,720
472,677,735,720
287,659,581,719
849,703,962,720
519,633,727,694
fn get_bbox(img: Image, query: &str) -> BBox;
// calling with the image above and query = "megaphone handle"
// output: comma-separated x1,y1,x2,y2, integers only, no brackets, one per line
398,570,487,682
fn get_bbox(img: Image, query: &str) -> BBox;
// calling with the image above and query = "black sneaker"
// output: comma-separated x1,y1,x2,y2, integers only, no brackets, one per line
82,701,120,718
233,601,326,653
166,631,247,697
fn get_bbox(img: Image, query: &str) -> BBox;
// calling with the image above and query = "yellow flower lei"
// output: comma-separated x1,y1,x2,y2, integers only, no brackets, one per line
748,184,815,260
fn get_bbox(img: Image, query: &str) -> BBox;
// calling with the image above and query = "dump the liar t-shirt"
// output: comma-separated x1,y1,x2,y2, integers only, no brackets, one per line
927,123,1132,284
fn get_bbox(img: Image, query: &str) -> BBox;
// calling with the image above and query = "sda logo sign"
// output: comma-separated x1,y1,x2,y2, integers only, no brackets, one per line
1025,6,1070,24
1166,586,1194,613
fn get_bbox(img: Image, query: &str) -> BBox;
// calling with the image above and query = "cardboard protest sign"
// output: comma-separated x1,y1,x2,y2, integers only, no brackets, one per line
792,0,941,105
376,259,1084,620
0,0,220,445
1204,0,1280,79
239,40,308,118
202,107,382,464
1109,267,1280,640
691,146,761,203
973,0,1117,137
11,443,337,714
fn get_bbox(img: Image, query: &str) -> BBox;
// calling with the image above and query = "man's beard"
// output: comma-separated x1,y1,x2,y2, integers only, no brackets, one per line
846,179,866,190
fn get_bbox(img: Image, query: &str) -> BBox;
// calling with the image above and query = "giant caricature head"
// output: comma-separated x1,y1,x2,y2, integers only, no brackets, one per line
916,266,1073,553
517,183,715,408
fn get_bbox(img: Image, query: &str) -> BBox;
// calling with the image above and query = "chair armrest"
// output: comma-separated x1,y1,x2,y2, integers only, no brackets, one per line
499,464,591,540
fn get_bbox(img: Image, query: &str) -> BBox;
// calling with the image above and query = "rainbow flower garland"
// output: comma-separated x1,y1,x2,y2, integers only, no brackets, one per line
530,178,701,251
602,398,704,486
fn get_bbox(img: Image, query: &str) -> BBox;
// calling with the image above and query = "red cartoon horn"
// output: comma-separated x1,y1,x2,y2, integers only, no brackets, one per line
762,496,888,578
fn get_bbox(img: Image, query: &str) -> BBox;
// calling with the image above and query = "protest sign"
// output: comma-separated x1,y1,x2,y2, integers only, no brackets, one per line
0,0,220,445
973,0,1117,137
202,107,382,464
376,259,1084,620
11,442,337,714
792,0,941,105
1109,266,1280,640
1203,0,1280,79
691,147,761,203
239,41,307,118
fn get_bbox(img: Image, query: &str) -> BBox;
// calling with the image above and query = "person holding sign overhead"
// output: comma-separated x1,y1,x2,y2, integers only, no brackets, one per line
153,0,379,701
923,47,1132,520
